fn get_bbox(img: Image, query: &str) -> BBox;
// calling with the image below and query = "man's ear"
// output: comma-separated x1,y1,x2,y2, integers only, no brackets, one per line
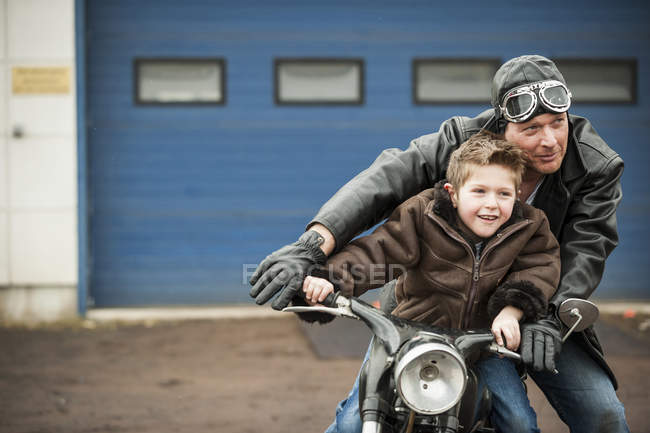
444,182,457,208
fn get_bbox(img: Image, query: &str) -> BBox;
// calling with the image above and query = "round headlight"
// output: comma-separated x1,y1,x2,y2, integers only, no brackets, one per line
394,342,467,415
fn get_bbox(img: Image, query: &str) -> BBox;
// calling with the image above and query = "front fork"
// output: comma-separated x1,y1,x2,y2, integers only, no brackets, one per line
359,337,394,433
362,420,383,433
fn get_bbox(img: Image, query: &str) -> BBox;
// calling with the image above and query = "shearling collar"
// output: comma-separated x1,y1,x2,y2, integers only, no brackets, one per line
431,180,524,237
432,180,458,225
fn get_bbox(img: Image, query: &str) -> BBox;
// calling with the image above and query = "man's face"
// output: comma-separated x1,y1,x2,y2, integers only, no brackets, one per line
504,112,569,177
447,164,517,239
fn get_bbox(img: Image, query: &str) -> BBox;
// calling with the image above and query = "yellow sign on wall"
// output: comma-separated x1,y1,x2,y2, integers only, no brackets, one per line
12,67,71,94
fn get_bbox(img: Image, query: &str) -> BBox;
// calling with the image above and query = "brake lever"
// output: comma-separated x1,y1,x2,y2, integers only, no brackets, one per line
487,342,558,373
282,295,359,319
487,342,522,361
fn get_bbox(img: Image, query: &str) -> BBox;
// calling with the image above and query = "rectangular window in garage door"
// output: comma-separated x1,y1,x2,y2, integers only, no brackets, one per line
551,58,637,104
134,58,226,105
274,58,364,105
413,58,500,104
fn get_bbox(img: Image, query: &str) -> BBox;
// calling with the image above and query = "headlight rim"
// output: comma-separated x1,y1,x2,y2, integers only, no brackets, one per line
394,341,467,415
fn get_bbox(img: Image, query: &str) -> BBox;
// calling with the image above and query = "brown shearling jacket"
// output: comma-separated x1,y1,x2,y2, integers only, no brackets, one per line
326,182,561,330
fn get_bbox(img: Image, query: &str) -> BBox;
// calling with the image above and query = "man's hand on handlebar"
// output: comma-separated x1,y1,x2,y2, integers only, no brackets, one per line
520,316,563,373
249,230,328,310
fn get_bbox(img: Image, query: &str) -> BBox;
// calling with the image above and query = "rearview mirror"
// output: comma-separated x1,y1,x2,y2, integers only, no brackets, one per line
558,298,599,342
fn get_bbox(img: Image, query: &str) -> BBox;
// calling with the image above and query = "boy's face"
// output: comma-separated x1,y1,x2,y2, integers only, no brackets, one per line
447,164,517,239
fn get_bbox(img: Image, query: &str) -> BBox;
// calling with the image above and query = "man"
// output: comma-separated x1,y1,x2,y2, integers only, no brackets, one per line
250,55,629,432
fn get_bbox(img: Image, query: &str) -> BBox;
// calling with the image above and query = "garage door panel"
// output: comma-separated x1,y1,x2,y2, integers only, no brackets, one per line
87,0,649,305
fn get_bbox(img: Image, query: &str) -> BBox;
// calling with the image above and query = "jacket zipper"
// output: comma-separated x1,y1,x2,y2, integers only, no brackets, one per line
464,260,481,328
463,220,532,328
425,211,530,328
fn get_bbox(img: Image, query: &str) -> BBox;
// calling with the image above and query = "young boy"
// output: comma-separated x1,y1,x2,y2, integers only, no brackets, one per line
303,130,560,431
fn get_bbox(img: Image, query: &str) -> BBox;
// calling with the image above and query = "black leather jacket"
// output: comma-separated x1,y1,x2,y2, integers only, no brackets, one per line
310,109,624,386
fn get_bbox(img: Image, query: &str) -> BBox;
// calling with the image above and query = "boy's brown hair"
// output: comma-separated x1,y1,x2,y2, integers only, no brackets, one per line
446,130,527,191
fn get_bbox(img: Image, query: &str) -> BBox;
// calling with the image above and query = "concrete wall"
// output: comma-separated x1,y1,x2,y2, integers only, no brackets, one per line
0,0,77,323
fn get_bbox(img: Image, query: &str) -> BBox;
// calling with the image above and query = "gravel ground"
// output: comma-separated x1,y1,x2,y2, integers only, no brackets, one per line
0,311,648,433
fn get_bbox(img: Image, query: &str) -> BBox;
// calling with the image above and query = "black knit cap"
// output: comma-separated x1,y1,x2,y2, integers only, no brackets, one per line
491,55,567,114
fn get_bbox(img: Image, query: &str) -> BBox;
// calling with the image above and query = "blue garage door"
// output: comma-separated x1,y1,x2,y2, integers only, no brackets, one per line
86,0,650,306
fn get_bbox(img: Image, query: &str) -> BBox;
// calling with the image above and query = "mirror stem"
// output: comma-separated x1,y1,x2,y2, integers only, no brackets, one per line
562,308,583,342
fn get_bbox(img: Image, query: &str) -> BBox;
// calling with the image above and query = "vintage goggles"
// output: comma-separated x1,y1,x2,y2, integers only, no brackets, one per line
499,80,572,123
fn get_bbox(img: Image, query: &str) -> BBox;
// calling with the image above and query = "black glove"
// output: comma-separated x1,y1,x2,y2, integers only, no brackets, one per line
520,316,563,373
249,230,327,310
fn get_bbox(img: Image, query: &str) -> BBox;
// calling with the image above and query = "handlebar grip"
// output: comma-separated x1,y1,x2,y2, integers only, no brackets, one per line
320,292,339,308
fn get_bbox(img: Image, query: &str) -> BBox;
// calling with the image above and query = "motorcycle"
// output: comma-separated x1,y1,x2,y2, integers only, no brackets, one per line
284,294,599,433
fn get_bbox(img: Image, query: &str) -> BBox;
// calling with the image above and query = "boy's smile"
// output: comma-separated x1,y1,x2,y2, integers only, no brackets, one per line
446,164,517,239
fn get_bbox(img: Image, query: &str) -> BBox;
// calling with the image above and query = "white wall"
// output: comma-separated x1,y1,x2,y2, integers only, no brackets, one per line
0,0,77,323
1,0,8,287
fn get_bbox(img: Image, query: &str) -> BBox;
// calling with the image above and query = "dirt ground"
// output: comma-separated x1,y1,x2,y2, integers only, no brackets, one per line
1,312,648,433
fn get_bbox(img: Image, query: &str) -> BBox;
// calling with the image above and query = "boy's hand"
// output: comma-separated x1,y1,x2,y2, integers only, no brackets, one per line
491,305,524,351
302,276,334,305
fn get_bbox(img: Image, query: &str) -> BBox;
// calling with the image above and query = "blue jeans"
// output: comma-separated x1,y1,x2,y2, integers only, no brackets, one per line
324,337,629,433
474,355,539,432
527,338,629,433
